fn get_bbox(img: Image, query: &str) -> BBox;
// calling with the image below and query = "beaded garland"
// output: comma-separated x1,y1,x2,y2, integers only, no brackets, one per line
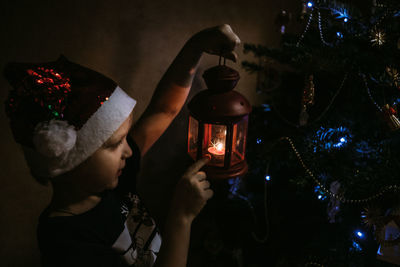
281,136,400,204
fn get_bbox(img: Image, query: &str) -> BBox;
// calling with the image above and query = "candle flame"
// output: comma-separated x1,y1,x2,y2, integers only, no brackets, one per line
208,140,226,156
216,142,223,151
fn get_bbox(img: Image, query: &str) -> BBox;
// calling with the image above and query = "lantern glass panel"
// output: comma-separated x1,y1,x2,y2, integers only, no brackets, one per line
188,115,198,160
231,116,248,166
203,123,227,167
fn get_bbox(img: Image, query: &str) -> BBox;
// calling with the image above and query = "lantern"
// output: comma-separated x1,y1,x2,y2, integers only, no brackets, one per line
187,63,251,179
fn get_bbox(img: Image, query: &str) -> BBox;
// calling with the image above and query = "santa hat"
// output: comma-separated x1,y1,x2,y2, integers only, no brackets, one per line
4,55,137,178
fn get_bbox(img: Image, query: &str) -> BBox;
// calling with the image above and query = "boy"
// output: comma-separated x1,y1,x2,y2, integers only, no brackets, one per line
4,24,240,267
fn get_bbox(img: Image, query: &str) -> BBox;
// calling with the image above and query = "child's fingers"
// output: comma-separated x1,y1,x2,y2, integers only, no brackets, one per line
196,171,207,181
220,24,241,47
221,51,238,62
203,188,214,200
184,157,210,176
200,180,210,190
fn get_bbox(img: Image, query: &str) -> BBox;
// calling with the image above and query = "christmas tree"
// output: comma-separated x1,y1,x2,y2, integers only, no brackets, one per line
237,0,400,266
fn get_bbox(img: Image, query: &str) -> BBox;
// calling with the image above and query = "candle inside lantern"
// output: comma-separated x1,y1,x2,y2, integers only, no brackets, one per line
208,141,225,155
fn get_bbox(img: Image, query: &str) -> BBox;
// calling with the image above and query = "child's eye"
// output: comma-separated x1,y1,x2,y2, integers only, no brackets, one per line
111,139,123,148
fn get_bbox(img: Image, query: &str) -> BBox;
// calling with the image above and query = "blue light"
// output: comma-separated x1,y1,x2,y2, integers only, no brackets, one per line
336,32,343,38
265,175,271,181
333,137,348,148
344,17,348,22
333,142,343,148
355,230,366,239
280,25,286,34
314,185,327,200
351,241,362,252
261,103,271,112
307,2,313,8
332,8,350,20
313,126,352,152
228,177,241,195
256,138,262,144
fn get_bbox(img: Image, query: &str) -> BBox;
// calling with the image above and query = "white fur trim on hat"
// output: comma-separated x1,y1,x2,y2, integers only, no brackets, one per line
33,119,77,158
22,86,137,178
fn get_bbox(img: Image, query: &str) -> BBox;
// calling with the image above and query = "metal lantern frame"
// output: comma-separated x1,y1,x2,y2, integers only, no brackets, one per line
187,63,251,179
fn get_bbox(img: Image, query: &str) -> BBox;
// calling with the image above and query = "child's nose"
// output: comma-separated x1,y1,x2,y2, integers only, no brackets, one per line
123,142,133,159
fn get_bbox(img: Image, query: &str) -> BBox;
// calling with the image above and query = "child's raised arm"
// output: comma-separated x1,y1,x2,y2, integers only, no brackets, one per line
130,24,241,157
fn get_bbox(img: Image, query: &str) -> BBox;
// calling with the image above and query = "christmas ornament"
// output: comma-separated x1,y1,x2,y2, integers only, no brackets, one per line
386,66,400,89
370,28,386,46
299,74,315,126
327,181,341,223
382,104,400,131
377,220,400,265
363,206,400,264
362,206,383,228
376,209,400,265
301,2,308,17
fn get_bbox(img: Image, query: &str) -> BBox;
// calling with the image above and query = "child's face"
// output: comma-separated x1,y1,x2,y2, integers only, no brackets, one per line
70,113,134,193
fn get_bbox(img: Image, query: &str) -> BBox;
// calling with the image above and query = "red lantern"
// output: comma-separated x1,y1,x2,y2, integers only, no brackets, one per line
187,64,251,179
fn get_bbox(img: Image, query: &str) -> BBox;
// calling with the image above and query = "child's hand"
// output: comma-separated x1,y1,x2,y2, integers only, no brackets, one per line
189,24,241,62
170,157,213,223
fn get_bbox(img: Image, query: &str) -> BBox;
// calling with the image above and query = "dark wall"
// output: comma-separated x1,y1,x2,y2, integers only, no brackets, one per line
0,0,297,265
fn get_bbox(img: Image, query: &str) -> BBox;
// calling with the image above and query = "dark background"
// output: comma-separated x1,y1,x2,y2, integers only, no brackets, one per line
0,0,301,266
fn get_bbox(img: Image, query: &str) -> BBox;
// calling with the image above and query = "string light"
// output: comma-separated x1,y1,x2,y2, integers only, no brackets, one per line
280,25,286,34
313,126,351,151
333,136,348,148
262,103,271,112
356,231,364,238
351,241,363,252
315,185,327,200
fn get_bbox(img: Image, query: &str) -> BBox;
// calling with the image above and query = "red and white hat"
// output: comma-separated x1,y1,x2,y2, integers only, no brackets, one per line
4,55,137,178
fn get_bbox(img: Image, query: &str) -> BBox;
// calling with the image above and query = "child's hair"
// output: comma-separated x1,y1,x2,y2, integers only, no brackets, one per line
4,55,137,181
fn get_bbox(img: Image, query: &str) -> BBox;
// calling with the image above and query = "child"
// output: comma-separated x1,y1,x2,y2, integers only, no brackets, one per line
4,24,240,267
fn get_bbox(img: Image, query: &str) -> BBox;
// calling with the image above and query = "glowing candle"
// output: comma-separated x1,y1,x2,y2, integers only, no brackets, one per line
208,141,225,155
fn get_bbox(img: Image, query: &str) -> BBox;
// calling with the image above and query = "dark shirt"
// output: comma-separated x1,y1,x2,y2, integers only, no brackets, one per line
37,136,161,267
